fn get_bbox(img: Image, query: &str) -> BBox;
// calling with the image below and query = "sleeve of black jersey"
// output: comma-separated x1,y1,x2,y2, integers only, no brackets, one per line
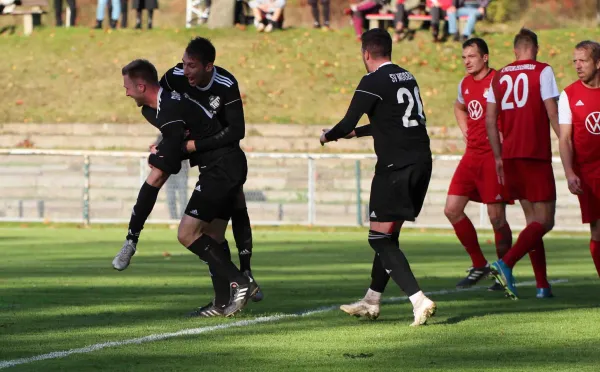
354,124,372,138
325,77,380,142
148,99,186,174
193,82,245,152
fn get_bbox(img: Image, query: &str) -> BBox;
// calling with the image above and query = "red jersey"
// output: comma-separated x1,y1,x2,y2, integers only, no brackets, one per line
560,80,600,177
458,69,496,155
489,60,559,161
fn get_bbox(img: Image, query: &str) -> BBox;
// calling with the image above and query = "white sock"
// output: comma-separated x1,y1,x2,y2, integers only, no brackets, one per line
409,291,425,307
363,288,381,303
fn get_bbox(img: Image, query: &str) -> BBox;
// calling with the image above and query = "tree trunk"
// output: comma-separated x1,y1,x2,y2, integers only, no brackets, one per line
207,0,235,28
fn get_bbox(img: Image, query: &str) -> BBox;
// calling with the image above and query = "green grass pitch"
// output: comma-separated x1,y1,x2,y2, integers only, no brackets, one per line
0,226,599,371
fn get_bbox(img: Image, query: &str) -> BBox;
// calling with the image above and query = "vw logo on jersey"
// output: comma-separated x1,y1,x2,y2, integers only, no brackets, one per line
209,95,221,110
468,100,483,120
585,111,600,135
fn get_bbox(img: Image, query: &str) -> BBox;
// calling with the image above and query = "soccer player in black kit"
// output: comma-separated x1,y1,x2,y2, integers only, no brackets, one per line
320,28,437,326
113,60,189,272
171,38,260,317
160,38,263,312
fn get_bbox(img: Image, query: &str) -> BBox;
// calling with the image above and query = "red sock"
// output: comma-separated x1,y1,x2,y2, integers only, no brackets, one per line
494,223,512,259
503,222,546,268
528,240,550,288
590,240,600,277
452,217,487,268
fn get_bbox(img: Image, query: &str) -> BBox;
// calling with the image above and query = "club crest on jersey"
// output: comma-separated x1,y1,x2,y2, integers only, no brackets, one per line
209,95,221,110
483,88,489,98
468,100,483,120
171,91,181,101
585,112,600,135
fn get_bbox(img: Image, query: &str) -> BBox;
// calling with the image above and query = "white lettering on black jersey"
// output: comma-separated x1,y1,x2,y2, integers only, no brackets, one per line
325,63,431,172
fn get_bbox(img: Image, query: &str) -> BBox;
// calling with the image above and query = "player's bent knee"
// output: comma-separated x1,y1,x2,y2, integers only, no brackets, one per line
540,218,555,233
177,216,208,247
146,168,169,188
444,205,463,224
487,207,506,229
591,220,600,241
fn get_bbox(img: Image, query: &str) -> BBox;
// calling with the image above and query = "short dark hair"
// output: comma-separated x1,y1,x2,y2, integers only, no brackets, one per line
463,38,489,57
575,40,600,63
514,28,538,49
121,59,158,84
361,28,392,59
185,37,216,65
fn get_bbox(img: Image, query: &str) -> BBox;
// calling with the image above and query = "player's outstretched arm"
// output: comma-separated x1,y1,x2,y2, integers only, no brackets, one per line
321,84,379,145
557,91,582,195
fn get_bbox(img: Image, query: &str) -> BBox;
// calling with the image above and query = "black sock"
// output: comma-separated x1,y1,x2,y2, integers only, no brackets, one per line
368,231,399,293
208,264,231,307
187,235,247,284
126,182,160,243
368,230,420,297
232,207,253,272
369,253,390,293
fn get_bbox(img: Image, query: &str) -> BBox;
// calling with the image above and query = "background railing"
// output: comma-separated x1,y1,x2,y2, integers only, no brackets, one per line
0,149,585,231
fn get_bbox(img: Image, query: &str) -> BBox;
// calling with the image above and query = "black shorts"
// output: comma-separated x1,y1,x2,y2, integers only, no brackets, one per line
184,150,248,222
148,153,182,175
147,139,187,175
369,161,432,222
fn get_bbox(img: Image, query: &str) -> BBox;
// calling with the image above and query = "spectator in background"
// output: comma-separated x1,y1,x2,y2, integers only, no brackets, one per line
132,0,158,29
428,0,453,42
348,0,388,40
393,0,409,42
447,0,488,42
152,135,189,220
0,0,17,14
250,0,285,33
54,0,76,26
120,0,128,27
109,0,129,27
95,0,120,29
308,0,330,29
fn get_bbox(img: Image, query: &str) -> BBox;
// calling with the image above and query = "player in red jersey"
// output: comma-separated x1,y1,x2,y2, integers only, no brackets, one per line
558,40,600,277
485,28,560,299
445,38,513,290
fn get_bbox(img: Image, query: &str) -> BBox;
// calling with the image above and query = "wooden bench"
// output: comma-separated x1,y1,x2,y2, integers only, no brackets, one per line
1,0,48,35
366,13,470,30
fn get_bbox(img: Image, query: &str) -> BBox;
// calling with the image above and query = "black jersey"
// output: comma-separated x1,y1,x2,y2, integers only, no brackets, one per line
141,88,223,169
160,64,245,154
325,63,431,173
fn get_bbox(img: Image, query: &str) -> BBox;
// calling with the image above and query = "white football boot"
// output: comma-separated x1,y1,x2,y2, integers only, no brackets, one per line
112,240,137,271
340,299,380,320
410,297,436,327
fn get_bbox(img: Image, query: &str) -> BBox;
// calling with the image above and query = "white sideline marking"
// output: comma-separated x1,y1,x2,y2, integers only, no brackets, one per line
0,279,568,370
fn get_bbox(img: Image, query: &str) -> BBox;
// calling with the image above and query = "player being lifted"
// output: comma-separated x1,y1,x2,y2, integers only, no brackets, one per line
486,28,560,299
160,38,263,312
113,60,188,271
320,28,436,326
558,40,600,277
445,38,512,290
